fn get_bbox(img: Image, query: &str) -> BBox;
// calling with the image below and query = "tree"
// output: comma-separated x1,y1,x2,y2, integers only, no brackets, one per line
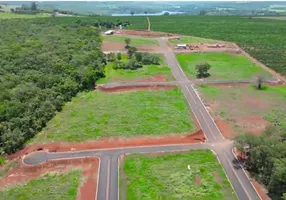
117,52,122,60
256,75,264,90
144,11,148,15
164,12,170,16
124,38,131,49
127,46,137,58
130,11,135,16
195,62,211,78
31,2,37,11
10,8,15,12
199,10,207,16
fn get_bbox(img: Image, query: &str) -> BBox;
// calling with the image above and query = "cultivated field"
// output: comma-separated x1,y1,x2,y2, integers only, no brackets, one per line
31,89,195,143
120,150,237,200
197,84,286,138
97,54,173,83
0,12,50,19
176,52,271,80
0,170,81,200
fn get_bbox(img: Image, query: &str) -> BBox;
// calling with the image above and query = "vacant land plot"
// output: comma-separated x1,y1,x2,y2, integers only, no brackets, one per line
32,88,195,143
103,35,158,46
197,84,286,138
0,12,50,19
120,150,236,200
255,16,286,21
0,170,81,200
177,52,271,80
97,54,173,83
169,36,217,45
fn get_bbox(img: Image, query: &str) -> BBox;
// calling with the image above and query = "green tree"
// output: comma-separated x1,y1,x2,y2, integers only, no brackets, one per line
124,38,131,49
127,46,137,58
117,52,122,60
199,10,207,16
256,75,264,90
130,11,135,16
31,2,37,11
195,62,211,78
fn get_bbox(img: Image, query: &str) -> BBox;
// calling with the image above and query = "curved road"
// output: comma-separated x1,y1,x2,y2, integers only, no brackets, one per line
23,38,261,200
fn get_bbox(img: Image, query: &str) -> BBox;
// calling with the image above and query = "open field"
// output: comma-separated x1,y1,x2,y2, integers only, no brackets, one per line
97,54,173,83
0,12,50,19
103,35,158,46
120,150,237,200
176,52,271,80
0,170,81,200
197,84,286,138
169,36,217,45
255,16,286,21
31,88,195,143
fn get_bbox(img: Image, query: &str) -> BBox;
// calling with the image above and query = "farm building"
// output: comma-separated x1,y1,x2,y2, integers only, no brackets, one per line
175,44,187,49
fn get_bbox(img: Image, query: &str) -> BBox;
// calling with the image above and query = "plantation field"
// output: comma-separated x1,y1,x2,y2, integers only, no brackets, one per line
176,52,271,80
103,35,158,46
0,170,81,200
0,12,50,19
97,54,173,83
197,84,286,137
120,150,237,200
91,16,286,77
255,16,286,21
169,36,217,45
32,89,195,143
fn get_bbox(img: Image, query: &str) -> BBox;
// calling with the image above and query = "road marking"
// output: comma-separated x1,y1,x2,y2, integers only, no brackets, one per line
199,110,216,140
231,149,263,200
95,157,101,200
184,85,196,104
106,159,111,200
224,152,252,200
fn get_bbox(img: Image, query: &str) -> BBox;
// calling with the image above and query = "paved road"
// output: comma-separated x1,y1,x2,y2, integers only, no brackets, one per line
23,38,262,200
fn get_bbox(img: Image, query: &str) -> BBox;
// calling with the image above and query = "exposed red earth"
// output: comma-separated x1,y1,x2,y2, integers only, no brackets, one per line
114,29,176,37
96,84,176,93
10,130,205,159
0,157,99,200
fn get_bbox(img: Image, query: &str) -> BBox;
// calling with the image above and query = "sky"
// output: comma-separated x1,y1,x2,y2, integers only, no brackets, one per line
3,0,286,2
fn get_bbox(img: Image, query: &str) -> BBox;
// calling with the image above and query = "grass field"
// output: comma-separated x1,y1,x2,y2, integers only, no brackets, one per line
31,88,195,143
0,12,50,19
120,150,237,200
103,35,158,46
176,52,271,80
169,36,217,45
197,84,286,135
0,170,81,200
97,54,173,83
255,16,286,21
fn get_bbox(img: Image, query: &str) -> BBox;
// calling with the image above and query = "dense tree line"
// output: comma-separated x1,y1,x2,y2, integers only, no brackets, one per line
0,18,106,154
235,121,286,199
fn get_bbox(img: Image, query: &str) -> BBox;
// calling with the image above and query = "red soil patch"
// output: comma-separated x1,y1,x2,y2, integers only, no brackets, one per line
194,175,201,186
10,130,205,159
115,29,175,37
236,116,269,135
0,157,99,200
252,178,271,200
215,118,237,139
97,85,177,93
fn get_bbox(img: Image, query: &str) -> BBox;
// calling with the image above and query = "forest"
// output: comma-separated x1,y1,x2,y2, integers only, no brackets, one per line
0,17,106,154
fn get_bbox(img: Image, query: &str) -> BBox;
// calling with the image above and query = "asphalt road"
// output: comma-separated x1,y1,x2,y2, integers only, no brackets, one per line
22,38,262,200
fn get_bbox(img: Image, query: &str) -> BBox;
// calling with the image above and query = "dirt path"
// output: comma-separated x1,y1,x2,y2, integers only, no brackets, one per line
147,17,151,31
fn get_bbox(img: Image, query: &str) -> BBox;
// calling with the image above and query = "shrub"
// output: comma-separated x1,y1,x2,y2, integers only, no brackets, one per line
196,62,211,78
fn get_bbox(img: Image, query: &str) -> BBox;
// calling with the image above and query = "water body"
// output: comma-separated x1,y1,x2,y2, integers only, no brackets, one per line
112,10,184,16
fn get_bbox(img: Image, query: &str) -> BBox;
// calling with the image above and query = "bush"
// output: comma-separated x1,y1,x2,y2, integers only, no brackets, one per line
0,157,5,166
195,62,211,78
135,52,160,65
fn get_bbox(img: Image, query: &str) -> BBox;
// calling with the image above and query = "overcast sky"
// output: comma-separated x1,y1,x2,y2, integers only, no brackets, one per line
4,0,286,2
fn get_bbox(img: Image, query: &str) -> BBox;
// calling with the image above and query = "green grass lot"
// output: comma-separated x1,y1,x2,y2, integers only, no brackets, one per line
97,54,173,84
0,12,51,19
169,36,217,45
31,88,195,143
197,84,286,134
255,16,286,21
176,52,271,80
120,150,237,200
0,170,81,200
103,35,158,46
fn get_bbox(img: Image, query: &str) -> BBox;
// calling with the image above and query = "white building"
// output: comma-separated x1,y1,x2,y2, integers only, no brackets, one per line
104,30,114,35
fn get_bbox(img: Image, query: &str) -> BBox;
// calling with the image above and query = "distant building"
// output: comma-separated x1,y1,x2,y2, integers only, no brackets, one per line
104,30,114,35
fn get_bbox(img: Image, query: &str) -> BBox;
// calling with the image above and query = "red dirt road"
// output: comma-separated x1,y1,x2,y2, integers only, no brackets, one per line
10,130,205,158
0,157,99,200
97,84,176,93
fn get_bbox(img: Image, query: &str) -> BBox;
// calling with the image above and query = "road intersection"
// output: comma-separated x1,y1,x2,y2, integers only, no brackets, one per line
23,38,262,200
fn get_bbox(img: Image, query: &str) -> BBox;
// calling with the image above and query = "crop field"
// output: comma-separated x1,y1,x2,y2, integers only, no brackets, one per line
97,54,173,83
169,36,217,45
103,35,158,46
90,16,286,77
31,88,195,143
120,150,237,200
197,84,286,137
0,170,81,200
176,52,271,80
